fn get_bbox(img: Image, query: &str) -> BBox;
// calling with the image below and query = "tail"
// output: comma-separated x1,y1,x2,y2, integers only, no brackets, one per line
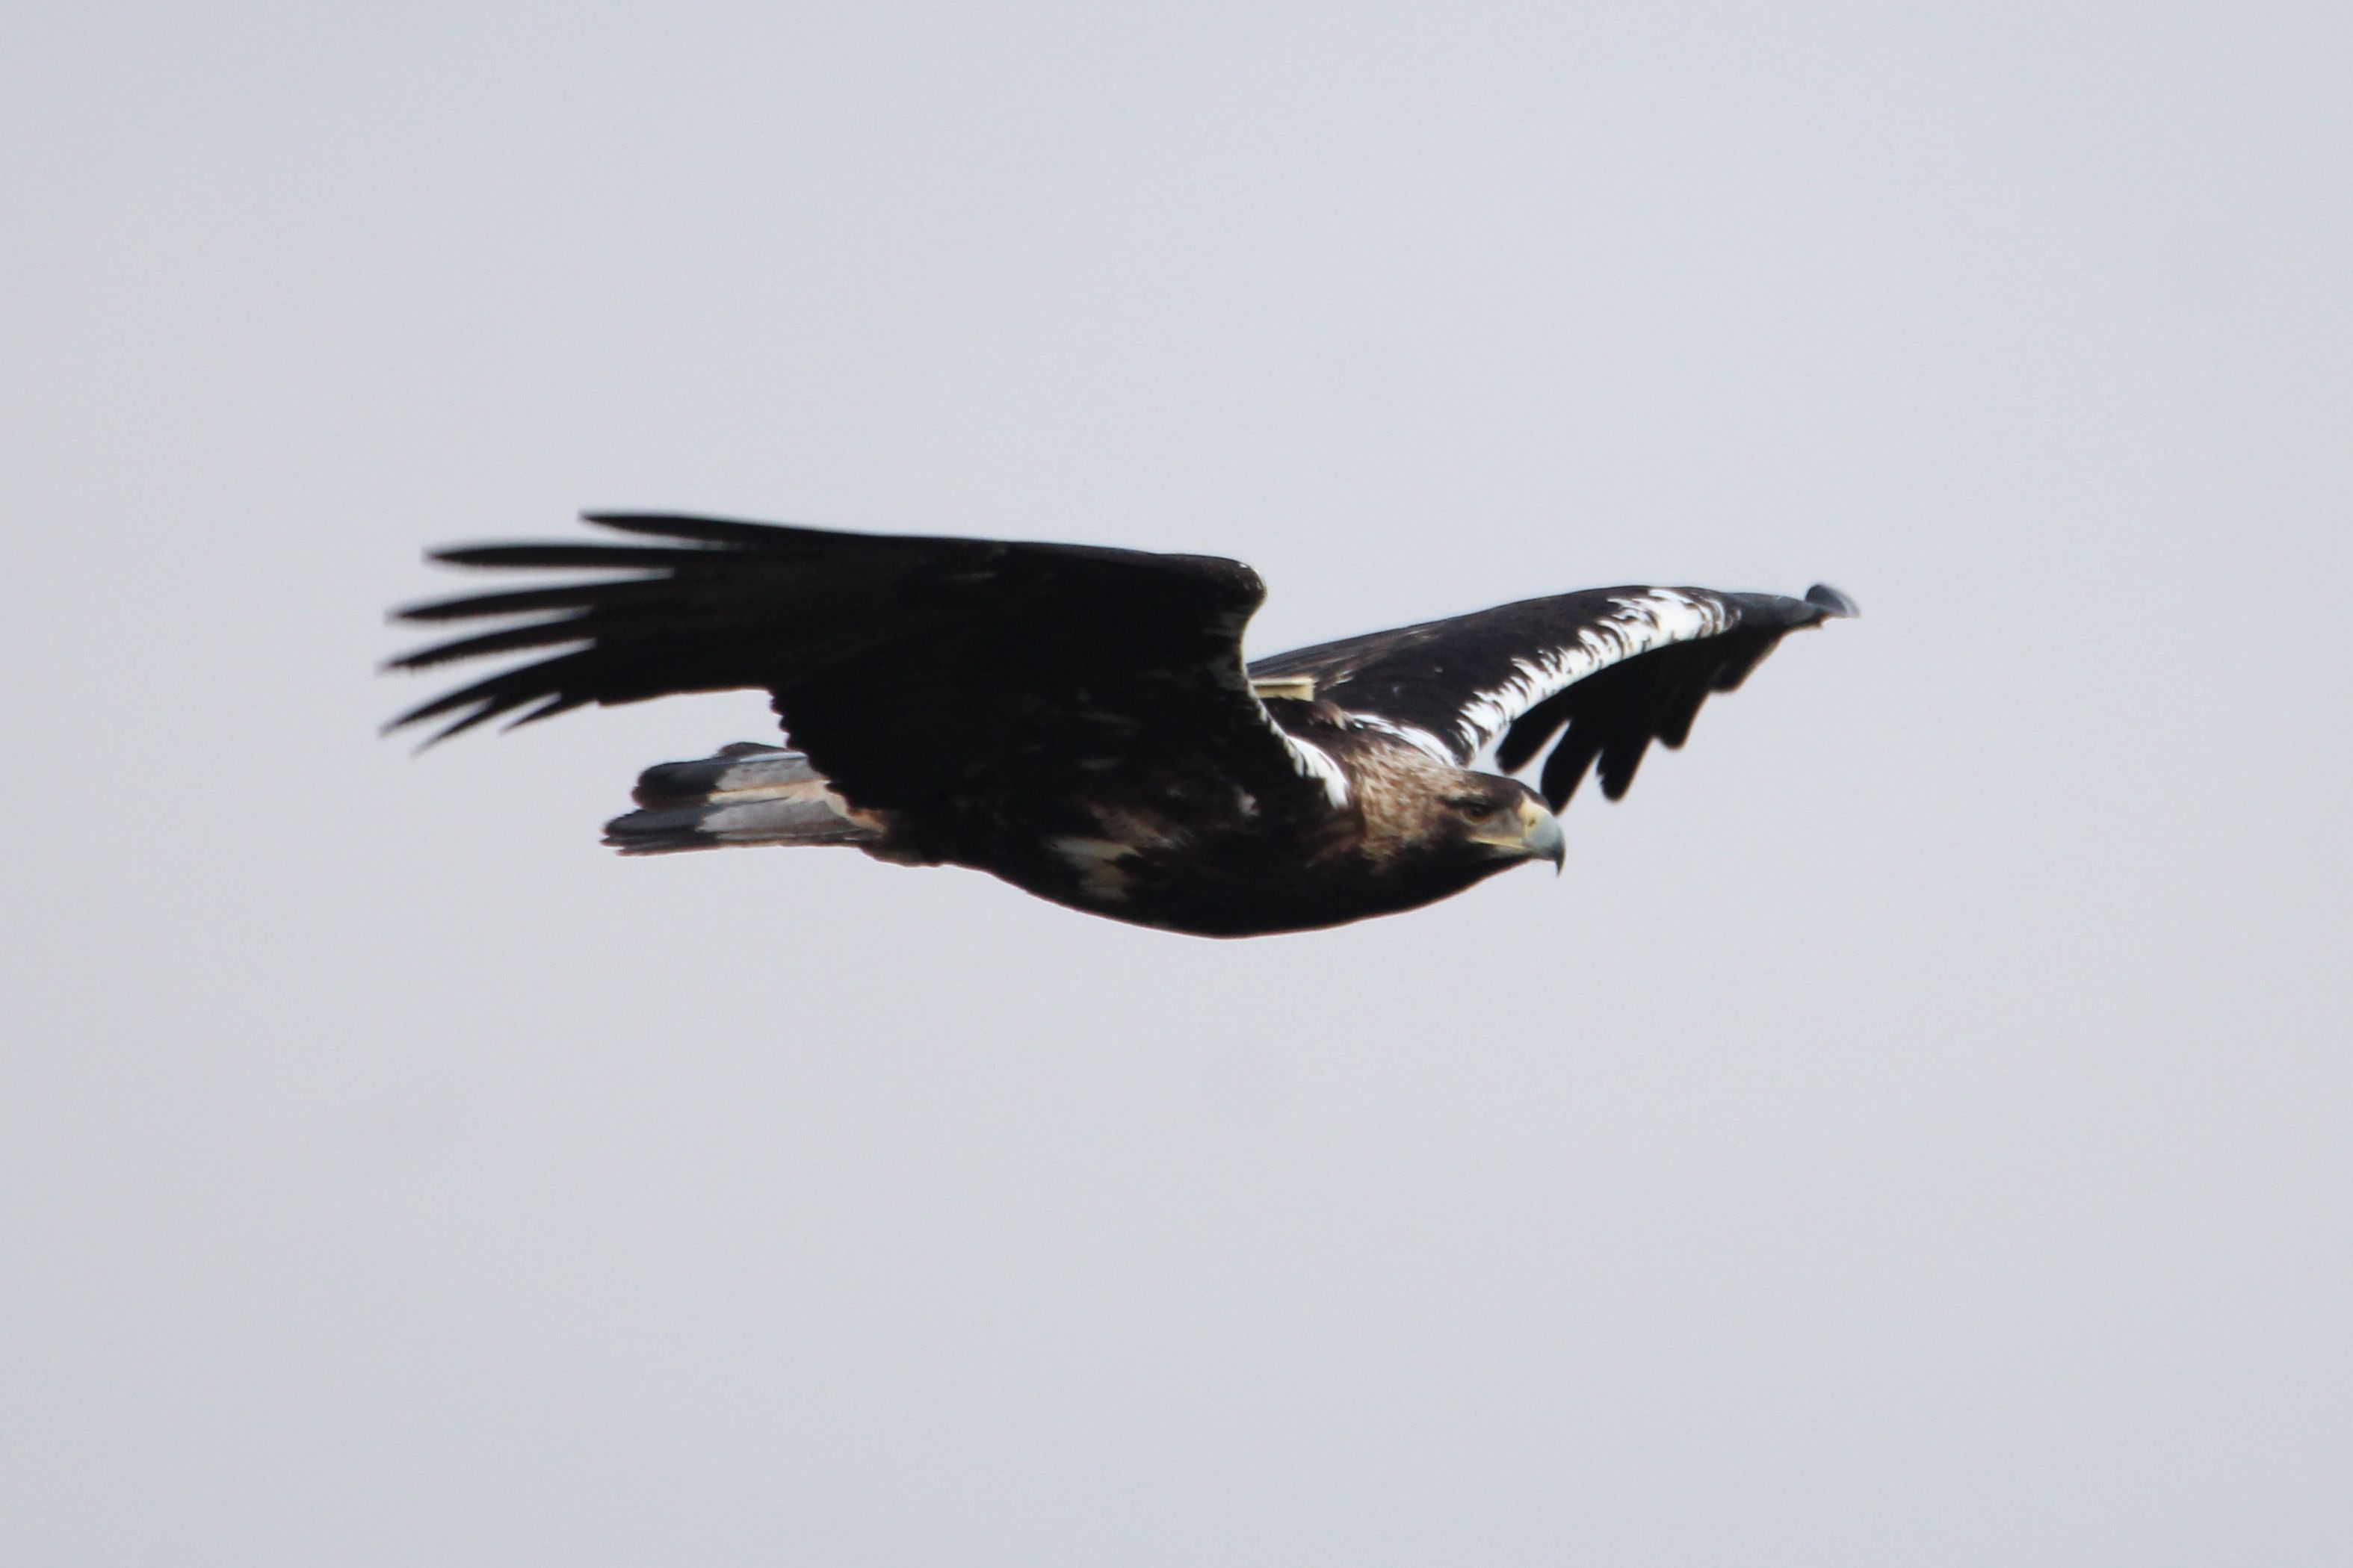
602,743,882,855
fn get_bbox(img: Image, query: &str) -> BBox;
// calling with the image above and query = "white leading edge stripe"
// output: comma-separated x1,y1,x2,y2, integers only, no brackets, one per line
1452,589,1734,759
1352,714,1456,764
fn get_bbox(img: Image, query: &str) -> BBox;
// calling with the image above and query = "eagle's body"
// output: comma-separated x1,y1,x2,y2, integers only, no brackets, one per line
637,721,1557,936
390,515,1853,936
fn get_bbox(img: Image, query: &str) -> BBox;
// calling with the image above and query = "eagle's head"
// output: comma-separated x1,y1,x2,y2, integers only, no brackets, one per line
1346,743,1568,889
1432,772,1566,874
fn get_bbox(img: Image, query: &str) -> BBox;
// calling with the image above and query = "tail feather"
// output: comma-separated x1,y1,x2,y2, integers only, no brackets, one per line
604,742,882,855
630,741,822,808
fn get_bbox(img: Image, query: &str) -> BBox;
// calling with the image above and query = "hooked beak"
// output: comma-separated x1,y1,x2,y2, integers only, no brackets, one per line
1522,799,1566,874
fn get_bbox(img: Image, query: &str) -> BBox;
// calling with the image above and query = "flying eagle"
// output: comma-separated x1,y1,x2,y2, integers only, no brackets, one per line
389,514,1854,936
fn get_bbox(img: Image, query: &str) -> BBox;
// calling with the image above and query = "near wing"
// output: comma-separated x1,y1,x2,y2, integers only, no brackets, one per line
1247,583,1856,808
388,514,1329,814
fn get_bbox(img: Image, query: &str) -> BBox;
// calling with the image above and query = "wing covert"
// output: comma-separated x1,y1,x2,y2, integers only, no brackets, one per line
1249,582,1855,809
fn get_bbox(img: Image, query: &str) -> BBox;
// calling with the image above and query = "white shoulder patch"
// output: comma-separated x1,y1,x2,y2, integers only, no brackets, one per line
1276,729,1351,807
1453,589,1734,758
1218,645,1352,809
1229,672,1353,807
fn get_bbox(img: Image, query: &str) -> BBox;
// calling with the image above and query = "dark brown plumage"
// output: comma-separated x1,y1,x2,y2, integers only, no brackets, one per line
389,514,1853,935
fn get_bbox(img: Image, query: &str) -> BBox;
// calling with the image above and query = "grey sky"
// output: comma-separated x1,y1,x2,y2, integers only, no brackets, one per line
5,2,2348,1563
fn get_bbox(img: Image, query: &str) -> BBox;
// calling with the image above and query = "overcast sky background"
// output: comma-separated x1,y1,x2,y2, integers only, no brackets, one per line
6,3,2349,1564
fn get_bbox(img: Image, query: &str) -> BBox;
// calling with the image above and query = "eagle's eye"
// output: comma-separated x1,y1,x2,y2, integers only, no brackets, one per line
1450,796,1500,823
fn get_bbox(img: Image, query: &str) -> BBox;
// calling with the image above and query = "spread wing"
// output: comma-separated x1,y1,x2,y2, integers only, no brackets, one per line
388,514,1339,814
1247,583,1856,808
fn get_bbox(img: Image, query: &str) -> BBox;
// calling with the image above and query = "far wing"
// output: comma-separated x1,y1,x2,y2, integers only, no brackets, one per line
1248,583,1855,808
389,514,1338,814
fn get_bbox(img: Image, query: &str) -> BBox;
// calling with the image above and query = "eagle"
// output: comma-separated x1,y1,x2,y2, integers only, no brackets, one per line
389,514,1854,937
